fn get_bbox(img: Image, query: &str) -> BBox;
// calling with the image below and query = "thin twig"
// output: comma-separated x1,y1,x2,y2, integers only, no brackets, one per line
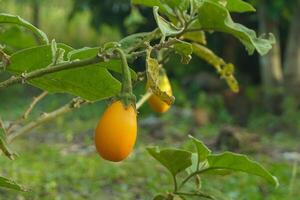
22,91,48,120
0,116,5,133
7,91,48,133
7,98,87,142
136,91,152,110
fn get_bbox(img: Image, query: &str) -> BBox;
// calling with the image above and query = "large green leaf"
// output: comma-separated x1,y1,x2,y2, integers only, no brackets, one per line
206,152,279,187
147,147,192,176
0,176,27,191
197,0,274,55
153,7,183,37
0,13,48,44
0,26,37,52
68,47,137,80
7,45,121,101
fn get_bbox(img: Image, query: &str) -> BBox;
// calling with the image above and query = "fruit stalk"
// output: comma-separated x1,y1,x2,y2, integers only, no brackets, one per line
114,48,136,108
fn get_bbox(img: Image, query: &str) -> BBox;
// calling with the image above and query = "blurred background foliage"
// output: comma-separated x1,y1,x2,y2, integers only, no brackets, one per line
0,0,300,199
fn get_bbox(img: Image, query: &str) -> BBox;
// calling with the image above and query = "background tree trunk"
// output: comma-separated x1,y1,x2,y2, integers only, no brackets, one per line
284,3,300,95
258,2,283,92
257,1,284,113
32,0,40,28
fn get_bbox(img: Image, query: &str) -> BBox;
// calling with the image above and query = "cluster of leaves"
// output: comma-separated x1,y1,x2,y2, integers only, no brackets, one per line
148,135,279,199
0,0,277,196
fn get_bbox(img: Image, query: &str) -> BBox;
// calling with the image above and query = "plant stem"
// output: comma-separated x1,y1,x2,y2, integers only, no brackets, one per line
136,91,152,110
173,175,178,192
0,116,5,133
114,48,132,94
7,98,87,142
178,168,219,190
174,191,214,199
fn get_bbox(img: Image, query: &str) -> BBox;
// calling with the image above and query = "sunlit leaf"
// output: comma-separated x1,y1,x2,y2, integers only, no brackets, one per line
219,0,256,13
153,7,183,37
182,31,207,45
147,146,192,176
197,0,274,55
7,45,121,101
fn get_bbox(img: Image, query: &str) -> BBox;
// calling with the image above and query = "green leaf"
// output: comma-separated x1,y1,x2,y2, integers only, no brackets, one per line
221,0,256,13
160,0,190,11
189,135,211,162
68,47,137,81
131,0,176,20
119,32,151,52
0,176,27,191
182,31,207,45
147,147,192,176
0,123,16,160
206,152,279,187
0,13,49,45
0,26,37,52
153,7,183,37
7,45,121,101
197,0,274,55
173,39,193,64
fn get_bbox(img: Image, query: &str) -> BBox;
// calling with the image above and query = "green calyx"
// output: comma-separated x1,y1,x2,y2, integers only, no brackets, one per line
113,48,136,109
